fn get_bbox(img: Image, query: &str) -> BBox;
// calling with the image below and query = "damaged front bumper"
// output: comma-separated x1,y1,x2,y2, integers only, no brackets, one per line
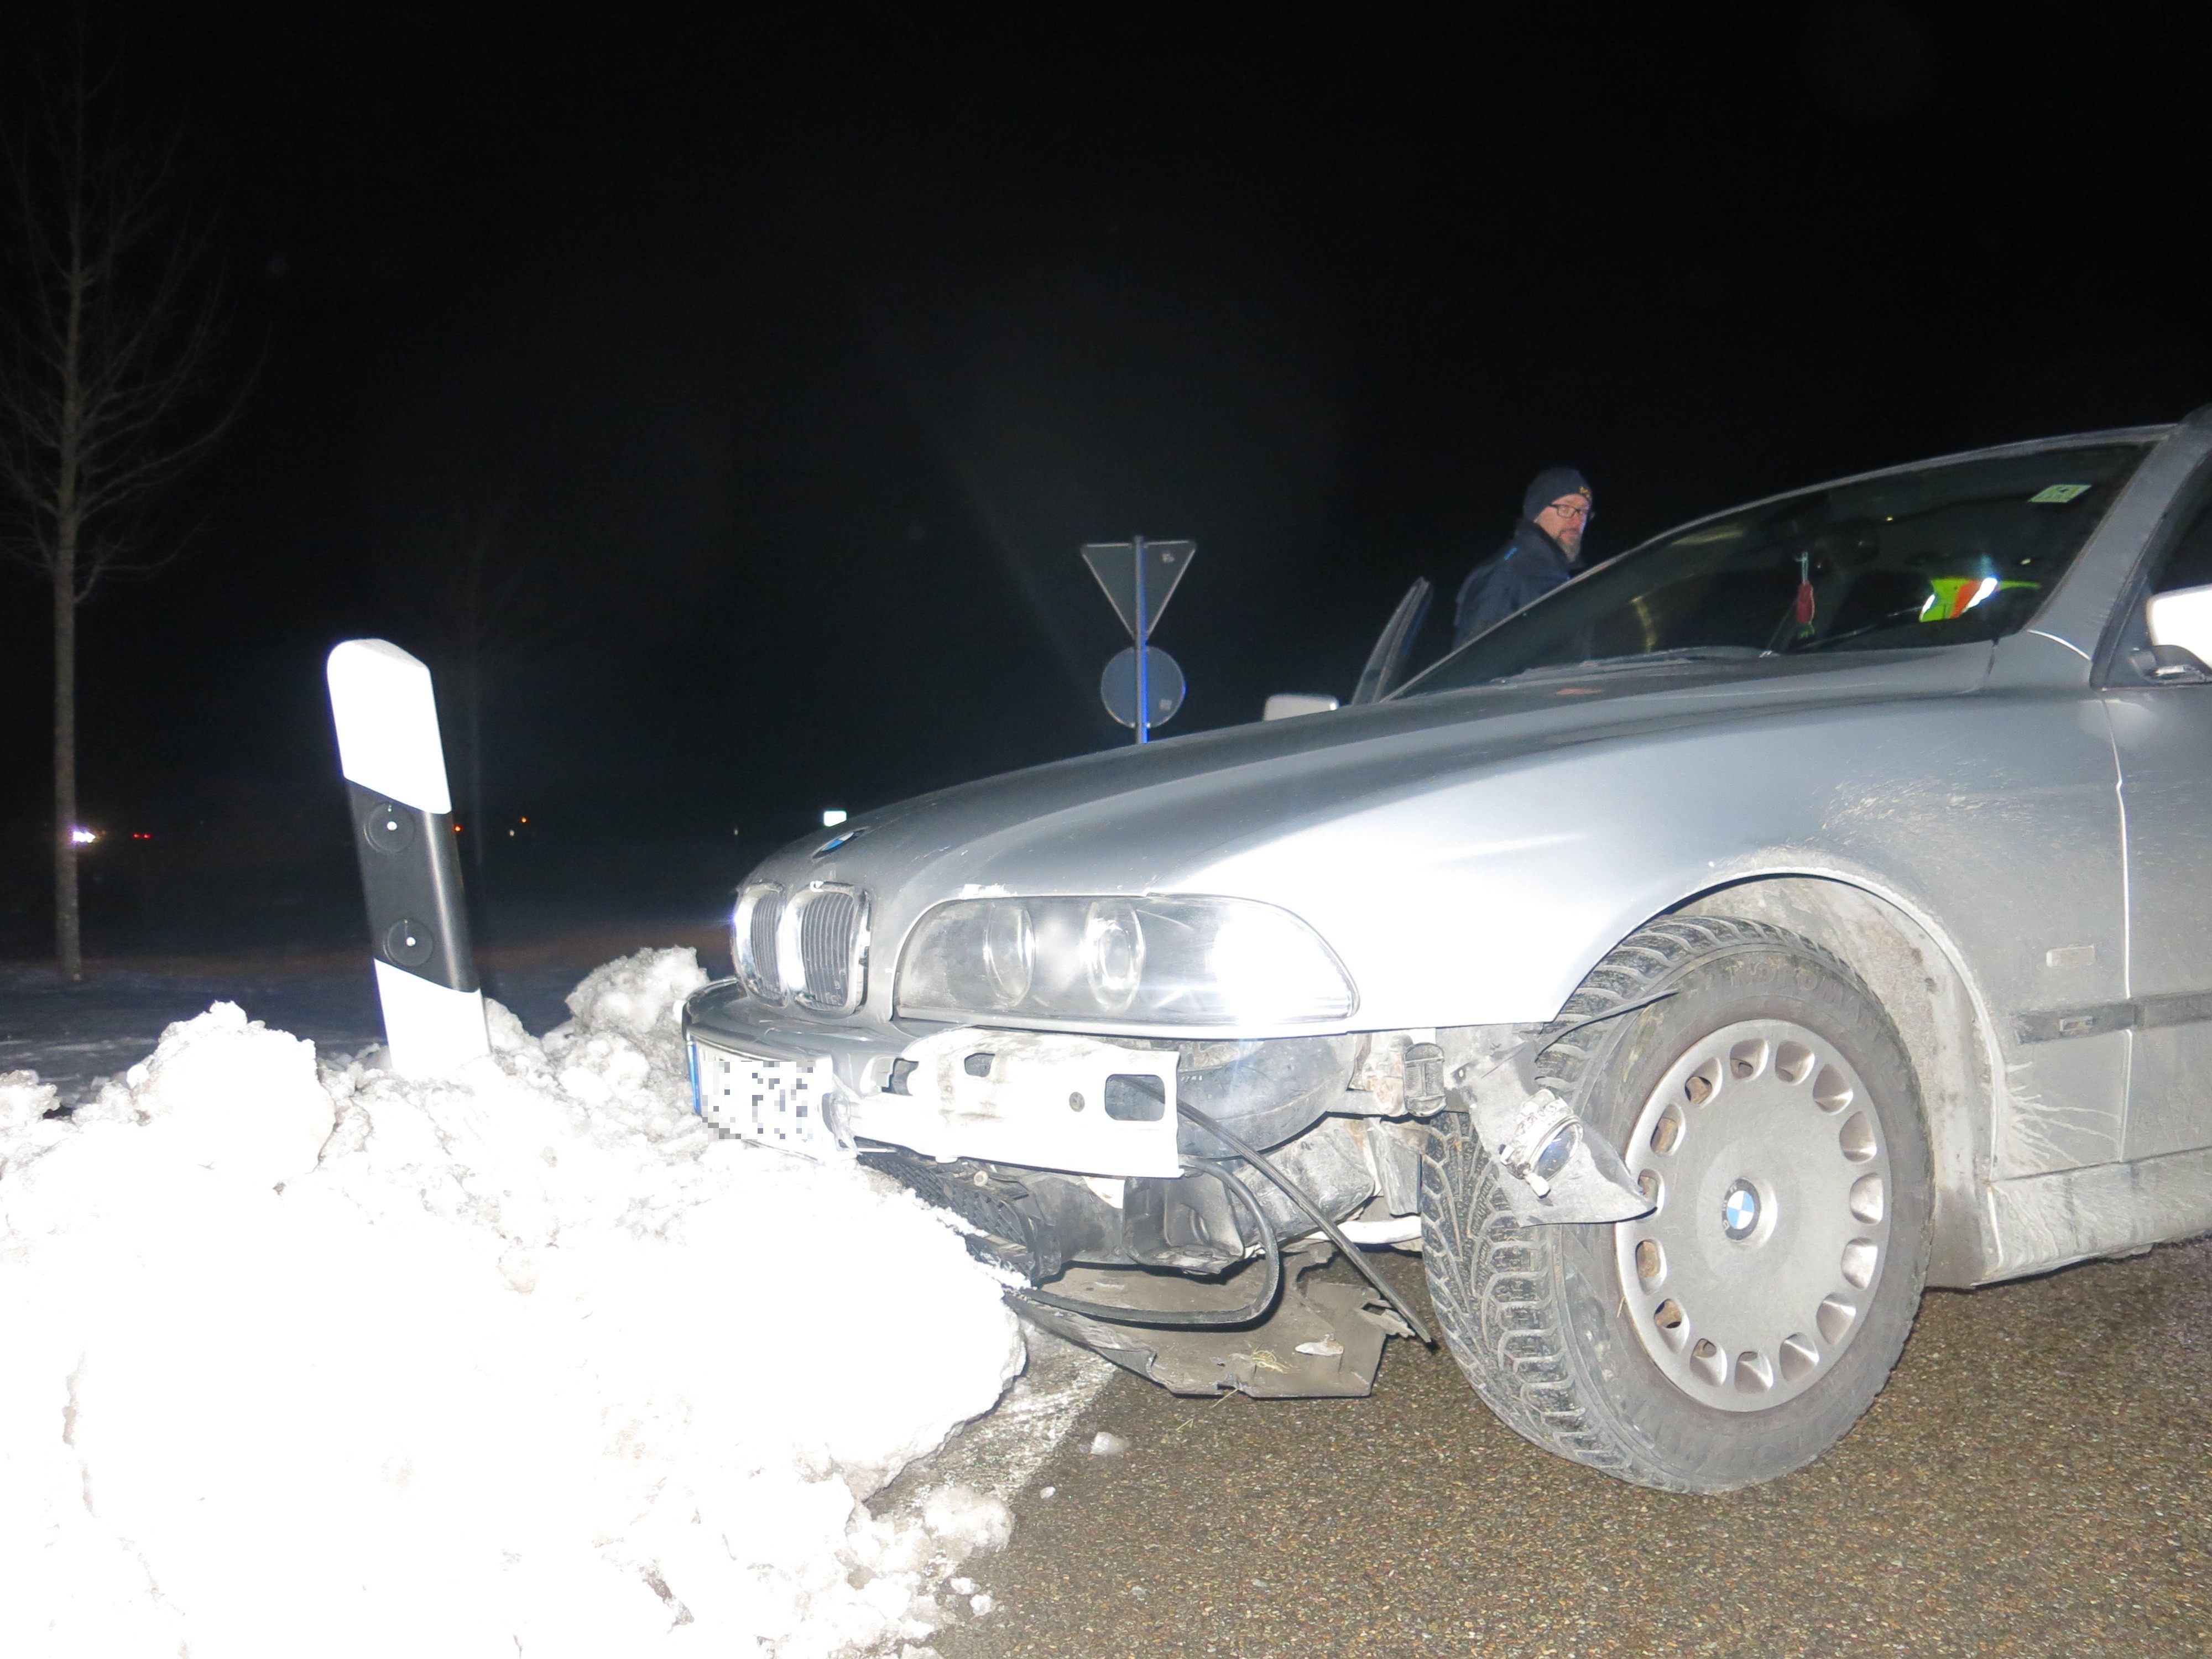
684,1009,1183,1176
861,1026,1183,1178
680,979,1650,1396
682,980,1650,1222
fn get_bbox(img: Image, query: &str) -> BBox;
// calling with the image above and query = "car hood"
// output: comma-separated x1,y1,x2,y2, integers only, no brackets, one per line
765,646,1993,904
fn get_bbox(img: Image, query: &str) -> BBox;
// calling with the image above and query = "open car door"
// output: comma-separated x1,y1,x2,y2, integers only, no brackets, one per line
1349,578,1432,705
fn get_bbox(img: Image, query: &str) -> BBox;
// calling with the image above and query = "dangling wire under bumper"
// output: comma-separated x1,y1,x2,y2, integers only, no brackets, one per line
1009,1161,1283,1329
1173,1102,1434,1346
1009,1104,1434,1347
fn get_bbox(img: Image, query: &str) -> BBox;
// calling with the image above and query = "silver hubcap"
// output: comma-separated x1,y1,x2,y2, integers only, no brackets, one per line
1614,1018,1891,1412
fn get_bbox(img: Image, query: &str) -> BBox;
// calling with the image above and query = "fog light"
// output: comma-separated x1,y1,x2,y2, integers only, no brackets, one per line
1533,1122,1578,1182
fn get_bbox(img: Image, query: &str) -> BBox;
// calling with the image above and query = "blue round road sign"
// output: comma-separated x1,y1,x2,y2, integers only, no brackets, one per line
1100,645,1186,729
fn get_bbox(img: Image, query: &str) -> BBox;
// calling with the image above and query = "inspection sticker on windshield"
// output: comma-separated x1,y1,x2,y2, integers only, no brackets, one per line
2030,483,2092,504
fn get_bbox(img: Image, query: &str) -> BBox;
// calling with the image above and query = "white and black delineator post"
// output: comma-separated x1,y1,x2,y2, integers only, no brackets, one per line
325,638,491,1079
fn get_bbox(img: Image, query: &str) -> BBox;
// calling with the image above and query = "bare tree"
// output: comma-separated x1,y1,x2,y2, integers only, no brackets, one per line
414,491,549,874
0,57,237,981
367,367,572,877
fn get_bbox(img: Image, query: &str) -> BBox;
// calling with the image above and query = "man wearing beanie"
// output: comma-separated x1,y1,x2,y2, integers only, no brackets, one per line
1450,466,1594,649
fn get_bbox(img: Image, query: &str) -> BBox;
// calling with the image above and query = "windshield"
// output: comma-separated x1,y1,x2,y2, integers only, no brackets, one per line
1400,441,2151,696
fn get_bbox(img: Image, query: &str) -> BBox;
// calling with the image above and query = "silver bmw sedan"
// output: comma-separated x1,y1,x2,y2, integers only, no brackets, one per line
686,409,2212,1491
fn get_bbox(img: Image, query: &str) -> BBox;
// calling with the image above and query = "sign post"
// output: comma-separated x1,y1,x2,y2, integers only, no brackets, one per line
1082,538,1194,744
325,639,490,1079
1134,534,1150,743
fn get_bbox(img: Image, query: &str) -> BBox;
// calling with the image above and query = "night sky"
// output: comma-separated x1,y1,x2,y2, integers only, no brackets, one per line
4,3,2210,935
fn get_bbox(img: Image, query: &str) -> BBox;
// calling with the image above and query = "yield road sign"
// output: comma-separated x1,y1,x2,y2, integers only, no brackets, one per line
1082,539,1194,640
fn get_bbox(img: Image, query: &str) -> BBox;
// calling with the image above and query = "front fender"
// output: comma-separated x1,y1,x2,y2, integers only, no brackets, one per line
1190,682,2116,1045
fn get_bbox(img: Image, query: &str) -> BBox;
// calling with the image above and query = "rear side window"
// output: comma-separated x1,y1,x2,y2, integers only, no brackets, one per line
1404,442,2150,695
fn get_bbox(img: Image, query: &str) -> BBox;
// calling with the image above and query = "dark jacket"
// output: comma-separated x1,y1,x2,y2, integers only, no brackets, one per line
1451,520,1576,648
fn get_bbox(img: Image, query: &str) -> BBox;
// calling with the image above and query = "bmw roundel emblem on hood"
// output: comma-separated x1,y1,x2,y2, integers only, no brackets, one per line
811,825,868,859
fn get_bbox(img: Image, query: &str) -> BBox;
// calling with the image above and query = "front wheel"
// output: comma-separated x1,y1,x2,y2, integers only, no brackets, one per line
1421,915,1931,1493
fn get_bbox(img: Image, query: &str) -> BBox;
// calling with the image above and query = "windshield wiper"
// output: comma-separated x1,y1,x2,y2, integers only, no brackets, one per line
1488,646,1771,685
1780,604,1927,652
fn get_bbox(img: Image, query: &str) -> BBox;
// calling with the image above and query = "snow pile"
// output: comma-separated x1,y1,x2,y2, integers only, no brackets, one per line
0,949,1025,1658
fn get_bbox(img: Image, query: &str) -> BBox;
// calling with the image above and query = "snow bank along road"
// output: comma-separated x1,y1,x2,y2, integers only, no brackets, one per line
0,948,1095,1658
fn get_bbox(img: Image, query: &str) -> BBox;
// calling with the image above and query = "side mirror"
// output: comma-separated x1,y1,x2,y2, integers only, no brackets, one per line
1264,692,1340,721
2142,583,2212,682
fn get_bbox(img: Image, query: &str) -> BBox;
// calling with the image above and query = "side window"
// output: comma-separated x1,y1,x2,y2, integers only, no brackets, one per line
2153,495,2212,594
2110,484,2212,685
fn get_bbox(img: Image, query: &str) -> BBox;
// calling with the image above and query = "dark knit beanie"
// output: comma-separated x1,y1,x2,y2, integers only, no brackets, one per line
1522,467,1592,520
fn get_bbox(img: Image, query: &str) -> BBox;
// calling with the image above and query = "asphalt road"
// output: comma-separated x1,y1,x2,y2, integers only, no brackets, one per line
943,1238,2210,1659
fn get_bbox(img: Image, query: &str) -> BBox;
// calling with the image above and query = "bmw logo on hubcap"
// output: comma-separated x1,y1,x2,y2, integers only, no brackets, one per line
1723,1180,1761,1240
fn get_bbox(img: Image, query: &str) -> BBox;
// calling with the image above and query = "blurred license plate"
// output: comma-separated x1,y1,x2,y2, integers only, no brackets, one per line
690,1041,843,1159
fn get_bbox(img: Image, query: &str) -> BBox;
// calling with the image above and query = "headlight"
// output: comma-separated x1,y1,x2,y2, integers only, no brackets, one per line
895,895,1355,1027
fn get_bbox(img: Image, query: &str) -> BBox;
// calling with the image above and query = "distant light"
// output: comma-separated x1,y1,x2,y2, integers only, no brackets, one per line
519,816,528,824
453,822,463,833
68,826,97,846
821,808,848,827
132,832,152,841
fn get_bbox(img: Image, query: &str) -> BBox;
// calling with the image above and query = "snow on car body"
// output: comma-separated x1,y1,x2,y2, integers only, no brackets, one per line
686,410,2212,1490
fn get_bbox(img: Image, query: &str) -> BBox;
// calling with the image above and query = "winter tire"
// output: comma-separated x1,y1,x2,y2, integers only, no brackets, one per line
1421,914,1931,1493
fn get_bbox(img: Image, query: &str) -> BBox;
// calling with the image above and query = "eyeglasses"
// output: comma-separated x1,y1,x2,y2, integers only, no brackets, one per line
1548,498,1593,522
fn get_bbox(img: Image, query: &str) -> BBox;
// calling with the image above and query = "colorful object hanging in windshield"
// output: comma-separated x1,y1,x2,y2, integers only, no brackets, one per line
1920,575,2038,622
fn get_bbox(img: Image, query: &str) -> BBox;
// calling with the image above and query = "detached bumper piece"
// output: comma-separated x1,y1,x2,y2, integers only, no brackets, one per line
872,1149,1415,1399
1016,1250,1410,1399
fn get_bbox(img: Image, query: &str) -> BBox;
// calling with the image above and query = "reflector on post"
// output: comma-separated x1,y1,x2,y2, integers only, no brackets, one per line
326,639,490,1078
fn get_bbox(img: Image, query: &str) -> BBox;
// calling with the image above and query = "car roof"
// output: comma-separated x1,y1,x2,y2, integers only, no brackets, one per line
1617,424,2176,557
